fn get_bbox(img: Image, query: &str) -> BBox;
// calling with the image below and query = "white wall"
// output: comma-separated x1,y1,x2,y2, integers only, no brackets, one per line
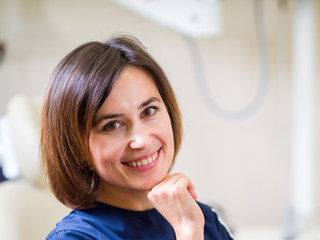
0,0,319,234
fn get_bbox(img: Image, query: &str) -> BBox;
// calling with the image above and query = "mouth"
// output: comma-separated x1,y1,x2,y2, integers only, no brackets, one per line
123,150,159,168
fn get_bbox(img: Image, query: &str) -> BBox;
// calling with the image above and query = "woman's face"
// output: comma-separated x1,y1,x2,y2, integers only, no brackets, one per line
89,65,174,195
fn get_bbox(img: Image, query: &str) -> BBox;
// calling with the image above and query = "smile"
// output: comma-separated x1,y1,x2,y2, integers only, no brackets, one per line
124,151,158,168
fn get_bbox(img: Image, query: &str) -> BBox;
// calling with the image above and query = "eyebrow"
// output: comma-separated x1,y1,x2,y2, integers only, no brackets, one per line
138,97,161,109
94,97,161,126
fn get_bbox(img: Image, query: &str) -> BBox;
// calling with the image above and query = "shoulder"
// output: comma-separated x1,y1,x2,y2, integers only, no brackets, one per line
46,229,100,240
46,209,111,240
197,202,235,240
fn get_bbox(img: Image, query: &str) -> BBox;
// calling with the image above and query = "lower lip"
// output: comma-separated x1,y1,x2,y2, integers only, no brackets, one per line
124,149,161,172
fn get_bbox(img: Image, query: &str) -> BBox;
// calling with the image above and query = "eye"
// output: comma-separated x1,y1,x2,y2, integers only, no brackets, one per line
141,106,159,118
102,121,123,132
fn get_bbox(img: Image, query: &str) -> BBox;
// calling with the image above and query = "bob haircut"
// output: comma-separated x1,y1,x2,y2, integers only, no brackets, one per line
41,35,182,209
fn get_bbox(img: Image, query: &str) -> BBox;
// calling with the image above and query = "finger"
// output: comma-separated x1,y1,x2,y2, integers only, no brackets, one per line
171,174,198,201
187,185,198,201
149,173,197,202
150,173,182,192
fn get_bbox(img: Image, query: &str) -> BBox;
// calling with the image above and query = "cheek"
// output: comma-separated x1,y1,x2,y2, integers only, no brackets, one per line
88,137,102,168
89,140,125,181
89,136,116,168
160,116,175,157
168,129,175,160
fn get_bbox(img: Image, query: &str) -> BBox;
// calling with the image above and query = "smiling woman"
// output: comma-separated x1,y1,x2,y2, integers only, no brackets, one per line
89,65,175,208
41,34,234,240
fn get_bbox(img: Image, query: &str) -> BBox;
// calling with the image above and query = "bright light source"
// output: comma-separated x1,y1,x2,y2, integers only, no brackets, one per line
110,0,222,38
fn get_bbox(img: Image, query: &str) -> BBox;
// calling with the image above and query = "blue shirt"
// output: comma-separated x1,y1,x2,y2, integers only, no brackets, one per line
46,201,234,240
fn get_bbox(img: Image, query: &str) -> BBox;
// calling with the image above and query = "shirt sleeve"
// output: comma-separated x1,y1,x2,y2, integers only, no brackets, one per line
46,230,95,240
198,202,234,240
211,207,234,240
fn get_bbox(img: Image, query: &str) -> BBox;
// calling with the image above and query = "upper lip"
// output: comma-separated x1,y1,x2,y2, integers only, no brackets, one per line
122,148,160,164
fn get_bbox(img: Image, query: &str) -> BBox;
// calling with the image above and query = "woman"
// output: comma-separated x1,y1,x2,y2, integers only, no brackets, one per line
41,35,233,240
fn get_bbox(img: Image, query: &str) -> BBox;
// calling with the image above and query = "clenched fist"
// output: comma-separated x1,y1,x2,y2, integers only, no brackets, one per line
148,173,205,240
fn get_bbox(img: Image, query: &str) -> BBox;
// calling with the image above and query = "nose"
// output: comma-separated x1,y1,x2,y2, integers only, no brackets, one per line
128,123,152,149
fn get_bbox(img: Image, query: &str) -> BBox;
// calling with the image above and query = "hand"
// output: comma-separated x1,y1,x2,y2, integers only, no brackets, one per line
147,173,205,240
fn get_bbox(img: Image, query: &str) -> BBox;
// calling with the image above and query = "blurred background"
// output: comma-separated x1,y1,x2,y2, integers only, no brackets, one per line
0,0,319,239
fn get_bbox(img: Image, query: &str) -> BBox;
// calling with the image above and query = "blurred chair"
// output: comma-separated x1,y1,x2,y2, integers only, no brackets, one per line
0,95,70,240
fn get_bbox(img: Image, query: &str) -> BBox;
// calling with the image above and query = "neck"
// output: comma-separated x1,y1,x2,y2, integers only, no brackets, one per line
96,183,154,211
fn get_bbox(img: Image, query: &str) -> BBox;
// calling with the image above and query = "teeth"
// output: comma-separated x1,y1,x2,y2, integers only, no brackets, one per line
126,151,158,168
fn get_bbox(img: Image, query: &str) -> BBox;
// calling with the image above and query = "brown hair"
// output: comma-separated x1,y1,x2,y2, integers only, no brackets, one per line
41,35,182,209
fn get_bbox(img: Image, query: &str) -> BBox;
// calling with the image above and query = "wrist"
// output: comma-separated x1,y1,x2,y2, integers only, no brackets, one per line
174,222,204,240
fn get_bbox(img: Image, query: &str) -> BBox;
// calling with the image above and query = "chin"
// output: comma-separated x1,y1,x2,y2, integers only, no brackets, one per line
142,175,166,191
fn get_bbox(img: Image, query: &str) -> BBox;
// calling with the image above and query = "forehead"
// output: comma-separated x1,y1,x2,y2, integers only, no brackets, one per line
97,66,162,113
